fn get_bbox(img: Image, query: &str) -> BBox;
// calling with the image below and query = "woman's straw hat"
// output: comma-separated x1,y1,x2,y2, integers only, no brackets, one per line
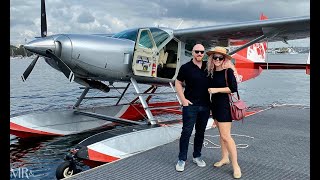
206,46,232,59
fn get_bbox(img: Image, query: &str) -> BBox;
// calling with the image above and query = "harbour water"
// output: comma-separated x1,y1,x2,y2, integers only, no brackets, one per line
10,53,310,179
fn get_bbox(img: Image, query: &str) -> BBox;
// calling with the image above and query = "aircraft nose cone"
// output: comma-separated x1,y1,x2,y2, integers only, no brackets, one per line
24,36,56,57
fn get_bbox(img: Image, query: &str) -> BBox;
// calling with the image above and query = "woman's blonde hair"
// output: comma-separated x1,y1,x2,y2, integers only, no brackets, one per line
206,54,215,78
206,54,233,78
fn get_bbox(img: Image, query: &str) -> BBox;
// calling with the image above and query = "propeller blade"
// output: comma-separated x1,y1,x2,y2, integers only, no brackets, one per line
46,50,74,82
41,0,47,37
21,0,47,82
21,55,40,82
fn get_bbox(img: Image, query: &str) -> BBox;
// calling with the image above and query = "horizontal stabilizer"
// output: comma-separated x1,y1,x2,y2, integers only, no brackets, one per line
255,62,306,69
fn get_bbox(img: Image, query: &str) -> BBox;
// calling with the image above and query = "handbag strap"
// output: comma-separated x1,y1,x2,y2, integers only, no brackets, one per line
225,69,240,100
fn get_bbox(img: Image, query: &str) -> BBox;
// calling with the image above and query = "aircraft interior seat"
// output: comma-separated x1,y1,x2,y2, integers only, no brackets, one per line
165,50,177,68
165,63,176,68
158,49,168,67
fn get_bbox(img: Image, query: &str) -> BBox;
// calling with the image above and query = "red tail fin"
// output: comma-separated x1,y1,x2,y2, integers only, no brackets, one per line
260,13,268,20
229,14,268,63
228,14,269,82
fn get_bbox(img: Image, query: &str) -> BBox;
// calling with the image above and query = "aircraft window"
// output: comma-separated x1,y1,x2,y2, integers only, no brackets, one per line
185,43,195,57
138,30,153,49
185,49,192,57
150,28,170,48
112,28,169,49
112,28,138,42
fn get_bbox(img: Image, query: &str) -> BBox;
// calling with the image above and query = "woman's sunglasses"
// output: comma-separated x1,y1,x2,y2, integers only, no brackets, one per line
213,55,224,61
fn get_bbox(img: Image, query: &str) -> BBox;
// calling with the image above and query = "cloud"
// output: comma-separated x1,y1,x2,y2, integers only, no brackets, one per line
10,0,310,46
77,11,95,24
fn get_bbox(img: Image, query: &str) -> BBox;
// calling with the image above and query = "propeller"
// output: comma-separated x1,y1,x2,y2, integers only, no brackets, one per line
45,50,74,82
21,55,40,82
21,0,47,82
41,0,47,37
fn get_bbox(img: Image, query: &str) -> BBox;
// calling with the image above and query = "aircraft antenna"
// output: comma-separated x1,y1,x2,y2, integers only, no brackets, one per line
176,20,183,29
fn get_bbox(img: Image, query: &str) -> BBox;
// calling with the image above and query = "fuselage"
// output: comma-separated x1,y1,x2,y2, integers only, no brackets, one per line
24,26,267,87
24,27,191,86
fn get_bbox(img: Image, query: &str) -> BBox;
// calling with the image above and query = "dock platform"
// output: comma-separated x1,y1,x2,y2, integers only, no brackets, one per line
66,104,310,180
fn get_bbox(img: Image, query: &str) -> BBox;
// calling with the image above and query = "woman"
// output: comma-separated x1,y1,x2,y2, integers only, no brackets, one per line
206,46,241,179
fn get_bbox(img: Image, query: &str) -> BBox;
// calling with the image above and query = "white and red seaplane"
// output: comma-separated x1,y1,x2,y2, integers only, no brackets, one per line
9,1,309,179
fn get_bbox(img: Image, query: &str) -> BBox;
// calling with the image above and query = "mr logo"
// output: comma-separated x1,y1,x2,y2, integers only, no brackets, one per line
10,167,34,179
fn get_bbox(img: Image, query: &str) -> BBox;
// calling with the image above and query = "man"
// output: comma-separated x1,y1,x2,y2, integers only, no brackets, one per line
175,44,211,172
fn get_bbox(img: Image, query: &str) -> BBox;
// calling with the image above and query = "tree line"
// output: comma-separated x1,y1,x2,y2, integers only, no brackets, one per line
10,45,34,57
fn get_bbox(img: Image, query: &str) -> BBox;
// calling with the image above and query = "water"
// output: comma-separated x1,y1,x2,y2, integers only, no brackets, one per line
10,53,310,179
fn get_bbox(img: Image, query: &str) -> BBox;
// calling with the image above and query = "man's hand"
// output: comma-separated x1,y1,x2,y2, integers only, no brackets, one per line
181,98,193,106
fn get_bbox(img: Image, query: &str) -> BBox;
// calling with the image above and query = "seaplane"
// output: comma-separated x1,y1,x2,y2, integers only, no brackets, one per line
9,0,309,178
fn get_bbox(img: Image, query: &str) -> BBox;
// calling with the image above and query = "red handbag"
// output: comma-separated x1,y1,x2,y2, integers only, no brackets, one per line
225,70,248,121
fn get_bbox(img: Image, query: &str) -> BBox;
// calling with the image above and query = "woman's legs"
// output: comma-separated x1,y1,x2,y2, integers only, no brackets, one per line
215,120,229,163
216,121,241,175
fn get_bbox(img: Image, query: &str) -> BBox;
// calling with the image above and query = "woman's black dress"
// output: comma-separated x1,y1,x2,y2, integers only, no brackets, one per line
209,68,238,122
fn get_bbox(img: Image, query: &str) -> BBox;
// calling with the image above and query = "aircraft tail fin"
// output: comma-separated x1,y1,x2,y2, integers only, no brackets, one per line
260,13,268,20
229,41,268,63
228,13,268,63
227,13,269,83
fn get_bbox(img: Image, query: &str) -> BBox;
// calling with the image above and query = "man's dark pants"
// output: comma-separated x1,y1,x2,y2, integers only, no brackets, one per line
178,105,210,161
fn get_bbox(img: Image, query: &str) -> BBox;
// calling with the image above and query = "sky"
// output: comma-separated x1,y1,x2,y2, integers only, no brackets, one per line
10,0,310,48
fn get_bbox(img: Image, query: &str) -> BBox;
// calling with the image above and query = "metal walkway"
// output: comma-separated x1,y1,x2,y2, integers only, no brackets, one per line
66,105,310,180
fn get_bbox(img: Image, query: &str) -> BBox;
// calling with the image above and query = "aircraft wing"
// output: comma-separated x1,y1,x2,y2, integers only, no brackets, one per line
173,16,309,47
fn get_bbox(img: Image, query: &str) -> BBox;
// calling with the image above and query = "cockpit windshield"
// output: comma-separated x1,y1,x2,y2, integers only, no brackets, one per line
149,28,170,47
112,28,138,42
112,27,170,48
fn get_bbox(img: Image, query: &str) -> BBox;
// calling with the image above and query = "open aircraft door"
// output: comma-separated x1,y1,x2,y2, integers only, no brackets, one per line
132,28,159,77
